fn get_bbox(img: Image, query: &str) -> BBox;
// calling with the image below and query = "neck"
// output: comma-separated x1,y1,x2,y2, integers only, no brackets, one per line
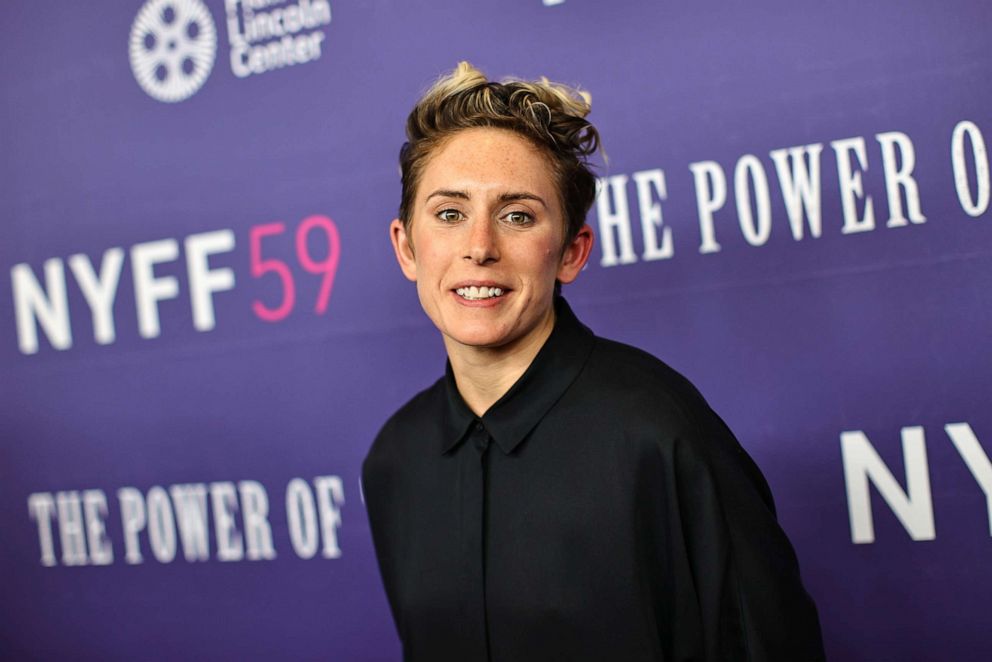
445,308,556,417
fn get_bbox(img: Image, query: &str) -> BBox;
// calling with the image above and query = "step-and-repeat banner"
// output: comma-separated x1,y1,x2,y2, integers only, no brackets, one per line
2,1,989,659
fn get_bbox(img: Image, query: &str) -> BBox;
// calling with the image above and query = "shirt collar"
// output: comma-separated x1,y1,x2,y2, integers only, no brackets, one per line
440,296,596,455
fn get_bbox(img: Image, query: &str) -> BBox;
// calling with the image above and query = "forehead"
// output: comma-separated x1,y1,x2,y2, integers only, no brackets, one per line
416,127,559,203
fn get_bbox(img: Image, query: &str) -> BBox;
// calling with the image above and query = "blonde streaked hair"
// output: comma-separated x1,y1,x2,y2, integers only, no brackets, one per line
398,61,601,246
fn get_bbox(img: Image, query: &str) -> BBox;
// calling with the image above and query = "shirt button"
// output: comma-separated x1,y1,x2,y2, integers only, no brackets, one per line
472,422,489,451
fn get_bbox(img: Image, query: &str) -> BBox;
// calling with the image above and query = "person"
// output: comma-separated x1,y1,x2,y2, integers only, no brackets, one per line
362,62,825,662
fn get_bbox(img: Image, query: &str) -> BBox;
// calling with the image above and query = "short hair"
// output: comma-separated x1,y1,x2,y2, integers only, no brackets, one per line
398,62,601,248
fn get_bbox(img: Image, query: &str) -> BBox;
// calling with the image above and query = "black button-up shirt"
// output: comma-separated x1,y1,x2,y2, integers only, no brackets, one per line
362,298,824,661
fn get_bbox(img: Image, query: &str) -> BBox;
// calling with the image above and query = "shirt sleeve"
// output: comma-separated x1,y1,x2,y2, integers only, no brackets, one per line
663,402,826,662
361,432,408,647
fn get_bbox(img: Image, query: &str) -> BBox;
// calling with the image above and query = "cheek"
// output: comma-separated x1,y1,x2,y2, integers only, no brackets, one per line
415,278,444,318
539,242,563,274
414,246,451,288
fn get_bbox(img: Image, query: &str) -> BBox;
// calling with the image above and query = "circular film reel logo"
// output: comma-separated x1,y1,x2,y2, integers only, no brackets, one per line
129,0,217,103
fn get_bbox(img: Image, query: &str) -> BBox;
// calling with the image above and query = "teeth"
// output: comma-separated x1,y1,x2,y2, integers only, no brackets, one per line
456,286,505,300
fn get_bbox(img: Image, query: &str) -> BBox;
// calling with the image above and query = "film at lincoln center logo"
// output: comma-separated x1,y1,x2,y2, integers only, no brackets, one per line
129,0,218,103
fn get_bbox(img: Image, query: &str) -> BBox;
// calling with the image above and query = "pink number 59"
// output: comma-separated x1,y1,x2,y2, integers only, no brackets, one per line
250,215,340,321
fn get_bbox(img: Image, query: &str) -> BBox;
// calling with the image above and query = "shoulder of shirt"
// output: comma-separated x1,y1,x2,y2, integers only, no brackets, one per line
582,334,756,464
586,334,708,418
363,375,446,474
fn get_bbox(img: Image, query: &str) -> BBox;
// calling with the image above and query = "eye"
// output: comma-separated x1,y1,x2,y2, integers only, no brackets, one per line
437,208,464,223
502,210,533,226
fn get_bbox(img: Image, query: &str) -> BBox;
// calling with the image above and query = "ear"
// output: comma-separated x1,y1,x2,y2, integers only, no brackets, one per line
556,224,594,284
390,219,418,282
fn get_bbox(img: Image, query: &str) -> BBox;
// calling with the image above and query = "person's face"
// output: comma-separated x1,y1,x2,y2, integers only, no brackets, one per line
390,127,592,357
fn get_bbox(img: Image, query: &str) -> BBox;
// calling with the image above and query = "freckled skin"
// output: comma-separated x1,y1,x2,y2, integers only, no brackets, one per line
390,127,593,370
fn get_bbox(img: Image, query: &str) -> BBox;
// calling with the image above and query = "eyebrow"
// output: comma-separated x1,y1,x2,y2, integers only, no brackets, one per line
425,189,470,202
425,189,548,208
498,192,548,208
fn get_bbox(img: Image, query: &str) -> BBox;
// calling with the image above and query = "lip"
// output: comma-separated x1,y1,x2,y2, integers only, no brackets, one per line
450,281,511,307
450,280,510,290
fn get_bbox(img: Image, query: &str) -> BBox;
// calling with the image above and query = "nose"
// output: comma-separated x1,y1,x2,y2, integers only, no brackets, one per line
465,218,500,265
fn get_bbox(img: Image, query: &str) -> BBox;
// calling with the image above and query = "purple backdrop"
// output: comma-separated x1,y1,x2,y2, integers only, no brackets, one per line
2,1,990,659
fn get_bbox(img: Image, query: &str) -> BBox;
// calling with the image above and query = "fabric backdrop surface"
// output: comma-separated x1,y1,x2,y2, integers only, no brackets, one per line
1,1,989,659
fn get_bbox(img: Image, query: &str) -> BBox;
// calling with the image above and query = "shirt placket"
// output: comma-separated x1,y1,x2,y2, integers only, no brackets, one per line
462,420,493,661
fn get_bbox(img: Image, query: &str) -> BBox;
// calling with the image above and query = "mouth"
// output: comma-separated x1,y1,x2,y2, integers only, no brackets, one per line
454,285,506,301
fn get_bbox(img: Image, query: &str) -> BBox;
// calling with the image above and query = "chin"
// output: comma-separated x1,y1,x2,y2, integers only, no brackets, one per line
444,325,514,349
